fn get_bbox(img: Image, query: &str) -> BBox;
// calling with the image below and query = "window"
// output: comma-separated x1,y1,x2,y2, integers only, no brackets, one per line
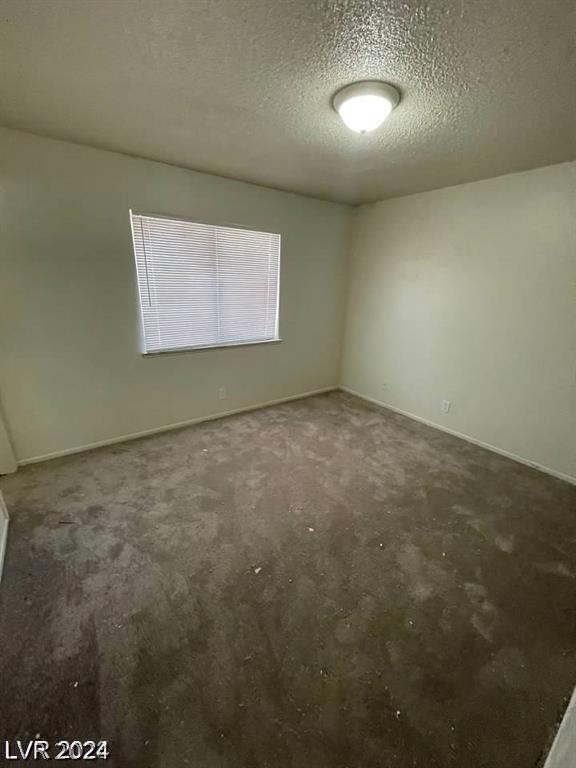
130,212,281,354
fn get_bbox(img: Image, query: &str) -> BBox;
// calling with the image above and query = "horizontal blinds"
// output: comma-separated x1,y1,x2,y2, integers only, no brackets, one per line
130,213,281,353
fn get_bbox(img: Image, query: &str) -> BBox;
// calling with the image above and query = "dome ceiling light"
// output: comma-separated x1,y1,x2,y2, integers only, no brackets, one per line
332,81,401,134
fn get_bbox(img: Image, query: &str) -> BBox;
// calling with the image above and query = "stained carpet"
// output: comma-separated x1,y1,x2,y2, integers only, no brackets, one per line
1,392,575,767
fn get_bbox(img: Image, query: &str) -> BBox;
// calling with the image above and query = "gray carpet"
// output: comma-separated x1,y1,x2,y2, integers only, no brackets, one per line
1,391,575,767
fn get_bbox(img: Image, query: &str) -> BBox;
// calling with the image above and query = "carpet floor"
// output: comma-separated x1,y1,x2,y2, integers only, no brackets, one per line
0,392,575,767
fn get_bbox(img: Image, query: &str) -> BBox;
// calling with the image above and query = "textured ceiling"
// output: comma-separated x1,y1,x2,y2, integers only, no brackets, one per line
0,0,575,204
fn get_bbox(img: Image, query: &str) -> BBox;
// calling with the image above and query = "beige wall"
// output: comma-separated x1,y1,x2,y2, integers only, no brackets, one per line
0,128,350,463
2,127,574,481
341,162,576,481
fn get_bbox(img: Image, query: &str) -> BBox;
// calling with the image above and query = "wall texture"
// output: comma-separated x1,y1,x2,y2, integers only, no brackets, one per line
0,128,350,463
341,162,576,481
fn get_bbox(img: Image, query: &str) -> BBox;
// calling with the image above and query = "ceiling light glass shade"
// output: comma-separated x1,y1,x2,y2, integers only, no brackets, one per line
332,81,400,134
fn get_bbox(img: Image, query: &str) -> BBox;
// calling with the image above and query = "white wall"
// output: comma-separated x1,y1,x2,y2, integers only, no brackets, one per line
0,491,8,581
341,162,576,482
0,128,350,463
2,127,574,480
0,411,17,474
544,687,576,768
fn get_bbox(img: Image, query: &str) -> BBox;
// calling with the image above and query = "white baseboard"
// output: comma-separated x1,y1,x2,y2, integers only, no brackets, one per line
340,386,576,486
18,386,338,467
544,687,576,767
0,491,9,583
15,384,576,486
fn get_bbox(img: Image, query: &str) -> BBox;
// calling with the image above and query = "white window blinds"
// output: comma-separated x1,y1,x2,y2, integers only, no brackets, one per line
130,212,281,354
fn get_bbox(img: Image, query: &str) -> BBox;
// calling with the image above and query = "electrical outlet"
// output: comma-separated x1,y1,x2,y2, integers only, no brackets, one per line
441,400,451,413
218,387,227,400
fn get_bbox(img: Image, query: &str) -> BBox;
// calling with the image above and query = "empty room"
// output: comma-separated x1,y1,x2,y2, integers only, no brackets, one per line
0,1,575,766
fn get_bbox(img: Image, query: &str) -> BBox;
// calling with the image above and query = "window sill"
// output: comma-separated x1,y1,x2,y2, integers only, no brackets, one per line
141,338,283,357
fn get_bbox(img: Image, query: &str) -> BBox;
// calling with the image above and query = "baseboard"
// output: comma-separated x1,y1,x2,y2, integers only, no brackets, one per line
16,384,576,486
543,686,576,767
340,386,576,486
0,491,9,583
17,386,338,467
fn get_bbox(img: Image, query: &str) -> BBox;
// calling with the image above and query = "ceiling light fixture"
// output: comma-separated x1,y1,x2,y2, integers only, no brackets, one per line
332,81,400,134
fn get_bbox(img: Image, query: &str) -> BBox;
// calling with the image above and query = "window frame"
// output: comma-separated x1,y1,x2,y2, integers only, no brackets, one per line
130,210,282,357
